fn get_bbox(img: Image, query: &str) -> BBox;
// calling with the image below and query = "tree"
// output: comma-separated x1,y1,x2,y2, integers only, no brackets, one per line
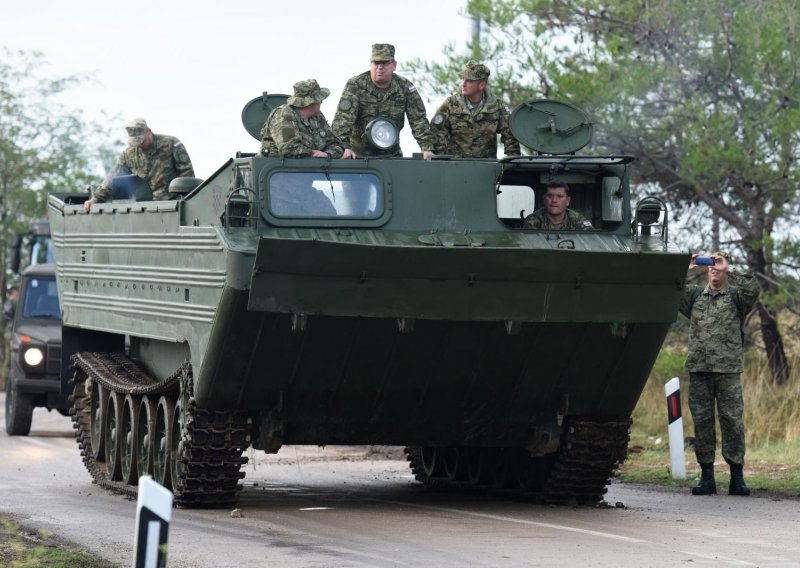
408,0,800,385
0,48,119,379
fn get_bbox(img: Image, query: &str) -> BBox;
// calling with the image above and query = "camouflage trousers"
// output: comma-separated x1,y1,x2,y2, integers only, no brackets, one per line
688,372,745,465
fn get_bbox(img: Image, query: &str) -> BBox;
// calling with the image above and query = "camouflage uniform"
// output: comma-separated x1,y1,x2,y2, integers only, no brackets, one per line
331,44,434,157
261,105,344,158
430,61,520,159
523,208,594,230
679,271,760,465
94,128,193,202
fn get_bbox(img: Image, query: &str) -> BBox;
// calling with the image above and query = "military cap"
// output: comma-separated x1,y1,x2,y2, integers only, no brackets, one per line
460,60,491,81
286,79,331,108
125,117,149,148
371,43,395,62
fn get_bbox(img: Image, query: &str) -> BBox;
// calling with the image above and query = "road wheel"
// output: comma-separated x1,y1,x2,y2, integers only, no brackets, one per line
170,397,186,495
136,396,158,480
154,395,175,490
89,380,107,461
121,394,140,485
104,391,125,481
5,378,33,436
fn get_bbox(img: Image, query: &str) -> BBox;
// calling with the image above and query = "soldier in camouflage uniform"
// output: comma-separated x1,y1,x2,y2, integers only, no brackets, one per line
430,61,520,159
332,43,435,159
679,252,760,496
523,180,594,230
84,118,194,212
261,79,353,159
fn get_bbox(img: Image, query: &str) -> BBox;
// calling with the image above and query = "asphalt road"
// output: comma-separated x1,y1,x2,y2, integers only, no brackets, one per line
2,395,799,567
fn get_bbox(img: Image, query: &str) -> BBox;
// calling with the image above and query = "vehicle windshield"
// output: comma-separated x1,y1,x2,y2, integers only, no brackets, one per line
267,171,383,218
21,277,60,319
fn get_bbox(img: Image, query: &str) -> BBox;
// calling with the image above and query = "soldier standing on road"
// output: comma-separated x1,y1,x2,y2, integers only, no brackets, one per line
523,180,593,230
84,118,194,212
679,252,760,496
261,79,354,160
332,43,435,159
430,60,520,159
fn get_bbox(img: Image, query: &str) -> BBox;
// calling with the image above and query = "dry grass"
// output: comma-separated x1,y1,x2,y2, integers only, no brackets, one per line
634,346,800,448
626,340,800,495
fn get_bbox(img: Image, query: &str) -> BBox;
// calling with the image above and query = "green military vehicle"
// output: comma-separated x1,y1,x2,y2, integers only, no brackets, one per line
4,219,70,436
48,97,687,507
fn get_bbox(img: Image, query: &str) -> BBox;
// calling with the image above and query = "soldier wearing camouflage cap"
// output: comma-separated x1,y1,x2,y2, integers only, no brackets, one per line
84,117,194,212
261,79,354,160
332,43,435,159
430,60,520,159
679,252,761,497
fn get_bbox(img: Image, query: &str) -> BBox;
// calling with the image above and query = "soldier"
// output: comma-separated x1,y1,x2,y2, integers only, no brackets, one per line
84,118,194,212
523,180,593,230
430,60,520,159
332,43,435,159
261,79,354,159
679,252,760,496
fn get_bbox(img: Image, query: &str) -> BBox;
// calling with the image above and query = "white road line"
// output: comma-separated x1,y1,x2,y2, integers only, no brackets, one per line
375,499,647,543
681,550,759,566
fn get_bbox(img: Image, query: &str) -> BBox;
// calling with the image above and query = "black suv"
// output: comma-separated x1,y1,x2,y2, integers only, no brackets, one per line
4,263,68,435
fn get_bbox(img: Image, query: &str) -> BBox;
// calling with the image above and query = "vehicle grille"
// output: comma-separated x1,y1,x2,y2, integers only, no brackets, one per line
47,343,62,376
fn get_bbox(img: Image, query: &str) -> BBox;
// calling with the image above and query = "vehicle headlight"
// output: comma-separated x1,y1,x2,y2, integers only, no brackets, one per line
364,118,399,151
23,347,45,367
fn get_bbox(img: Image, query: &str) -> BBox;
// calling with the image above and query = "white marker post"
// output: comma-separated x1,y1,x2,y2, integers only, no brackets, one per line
133,475,173,568
664,377,686,480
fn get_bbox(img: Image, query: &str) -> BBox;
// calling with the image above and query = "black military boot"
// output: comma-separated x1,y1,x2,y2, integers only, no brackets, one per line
691,463,717,495
728,463,751,496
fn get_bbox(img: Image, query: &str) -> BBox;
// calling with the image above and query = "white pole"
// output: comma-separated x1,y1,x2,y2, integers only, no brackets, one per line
664,377,686,480
133,475,173,568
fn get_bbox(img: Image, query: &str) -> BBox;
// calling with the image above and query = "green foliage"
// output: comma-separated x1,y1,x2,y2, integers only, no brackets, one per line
0,49,119,286
408,0,800,383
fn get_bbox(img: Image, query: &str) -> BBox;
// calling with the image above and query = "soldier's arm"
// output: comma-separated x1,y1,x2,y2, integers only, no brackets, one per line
93,153,127,203
430,98,452,154
172,138,194,177
331,81,359,149
729,271,761,313
405,88,435,152
498,106,521,156
320,121,345,159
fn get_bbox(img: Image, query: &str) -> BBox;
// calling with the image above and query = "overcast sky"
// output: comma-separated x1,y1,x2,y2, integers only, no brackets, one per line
2,0,471,177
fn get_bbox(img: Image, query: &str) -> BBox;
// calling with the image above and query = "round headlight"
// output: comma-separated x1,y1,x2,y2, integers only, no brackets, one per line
23,347,45,367
365,118,399,151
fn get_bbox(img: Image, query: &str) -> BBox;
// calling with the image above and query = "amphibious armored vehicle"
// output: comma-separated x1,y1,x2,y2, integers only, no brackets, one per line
49,97,687,507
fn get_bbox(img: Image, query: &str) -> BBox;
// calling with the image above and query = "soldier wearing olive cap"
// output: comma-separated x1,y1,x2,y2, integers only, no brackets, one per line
84,117,194,212
261,79,353,159
431,60,520,159
332,43,435,159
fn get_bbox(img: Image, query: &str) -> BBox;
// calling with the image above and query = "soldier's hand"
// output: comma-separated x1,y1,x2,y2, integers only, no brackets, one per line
342,149,357,160
311,150,330,158
422,150,434,161
689,253,699,269
83,197,96,212
710,254,729,272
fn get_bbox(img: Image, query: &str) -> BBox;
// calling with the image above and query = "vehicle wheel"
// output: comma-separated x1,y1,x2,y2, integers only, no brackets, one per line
169,397,186,495
5,378,33,436
136,396,158,480
104,391,125,481
89,380,107,461
153,395,176,490
121,394,140,485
